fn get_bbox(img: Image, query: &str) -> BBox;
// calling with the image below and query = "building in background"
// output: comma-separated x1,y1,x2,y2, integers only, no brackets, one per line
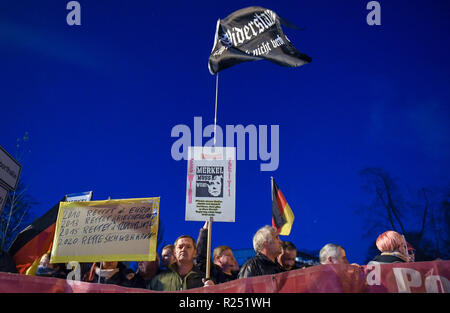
295,250,320,267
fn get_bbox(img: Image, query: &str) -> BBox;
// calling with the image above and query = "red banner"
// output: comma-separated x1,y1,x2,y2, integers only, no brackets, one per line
1,261,448,293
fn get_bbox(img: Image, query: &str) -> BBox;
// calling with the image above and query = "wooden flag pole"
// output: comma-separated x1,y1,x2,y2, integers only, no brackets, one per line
205,217,213,280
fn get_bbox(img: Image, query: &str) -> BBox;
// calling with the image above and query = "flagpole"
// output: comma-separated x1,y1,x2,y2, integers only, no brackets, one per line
206,72,219,282
271,176,275,232
271,176,274,201
213,72,219,146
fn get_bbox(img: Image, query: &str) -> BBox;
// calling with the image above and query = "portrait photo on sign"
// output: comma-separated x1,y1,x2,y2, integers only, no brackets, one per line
195,166,224,198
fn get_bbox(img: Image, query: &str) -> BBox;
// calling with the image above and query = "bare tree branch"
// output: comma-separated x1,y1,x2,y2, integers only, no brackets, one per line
417,188,428,241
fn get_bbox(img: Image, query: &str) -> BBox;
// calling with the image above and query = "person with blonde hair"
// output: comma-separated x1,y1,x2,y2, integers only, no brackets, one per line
368,230,409,264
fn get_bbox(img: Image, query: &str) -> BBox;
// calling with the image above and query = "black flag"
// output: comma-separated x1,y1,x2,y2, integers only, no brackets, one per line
208,6,312,74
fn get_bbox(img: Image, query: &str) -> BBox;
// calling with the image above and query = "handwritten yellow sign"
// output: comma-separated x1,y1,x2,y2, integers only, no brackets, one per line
50,197,159,263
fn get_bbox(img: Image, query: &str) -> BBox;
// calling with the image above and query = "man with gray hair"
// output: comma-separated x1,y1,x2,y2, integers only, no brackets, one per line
238,225,283,278
319,243,349,265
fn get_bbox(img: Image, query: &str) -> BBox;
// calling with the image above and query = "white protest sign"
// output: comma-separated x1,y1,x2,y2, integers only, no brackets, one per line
185,146,236,222
50,197,160,263
65,191,93,202
0,145,21,191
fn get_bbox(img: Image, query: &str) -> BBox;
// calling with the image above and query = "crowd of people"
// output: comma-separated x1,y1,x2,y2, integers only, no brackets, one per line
0,226,420,291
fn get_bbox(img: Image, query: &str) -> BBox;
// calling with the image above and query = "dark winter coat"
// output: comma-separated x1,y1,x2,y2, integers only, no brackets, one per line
368,254,406,264
195,228,238,284
88,262,135,287
238,252,283,278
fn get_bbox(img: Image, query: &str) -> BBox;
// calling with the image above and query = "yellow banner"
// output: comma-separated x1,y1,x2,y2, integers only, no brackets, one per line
50,197,159,263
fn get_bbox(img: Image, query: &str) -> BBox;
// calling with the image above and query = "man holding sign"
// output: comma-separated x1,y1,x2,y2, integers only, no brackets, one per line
195,222,239,284
149,235,214,291
185,146,236,282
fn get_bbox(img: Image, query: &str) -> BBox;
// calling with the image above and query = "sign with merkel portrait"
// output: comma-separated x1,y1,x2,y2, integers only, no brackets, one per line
185,146,236,222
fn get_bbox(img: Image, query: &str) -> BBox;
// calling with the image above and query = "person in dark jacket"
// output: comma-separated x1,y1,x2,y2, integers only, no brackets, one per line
131,255,161,289
367,230,409,265
277,241,299,271
238,225,283,278
85,261,135,287
195,222,238,284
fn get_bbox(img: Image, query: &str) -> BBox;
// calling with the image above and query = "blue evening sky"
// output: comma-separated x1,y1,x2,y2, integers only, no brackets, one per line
1,1,449,264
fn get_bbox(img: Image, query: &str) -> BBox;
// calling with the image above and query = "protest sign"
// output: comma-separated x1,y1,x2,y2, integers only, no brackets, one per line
65,191,93,202
0,145,21,191
185,146,236,222
50,197,159,263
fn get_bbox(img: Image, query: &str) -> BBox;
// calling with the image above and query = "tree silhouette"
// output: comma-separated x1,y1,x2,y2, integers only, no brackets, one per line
359,167,449,262
0,132,36,251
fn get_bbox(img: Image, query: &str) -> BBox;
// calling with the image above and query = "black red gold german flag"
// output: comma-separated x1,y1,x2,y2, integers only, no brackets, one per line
8,198,64,274
271,178,294,236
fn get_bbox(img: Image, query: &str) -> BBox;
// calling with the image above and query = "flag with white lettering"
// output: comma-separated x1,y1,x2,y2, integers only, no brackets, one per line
208,6,312,74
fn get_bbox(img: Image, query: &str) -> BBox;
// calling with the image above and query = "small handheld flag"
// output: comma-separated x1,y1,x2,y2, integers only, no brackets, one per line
271,177,295,236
